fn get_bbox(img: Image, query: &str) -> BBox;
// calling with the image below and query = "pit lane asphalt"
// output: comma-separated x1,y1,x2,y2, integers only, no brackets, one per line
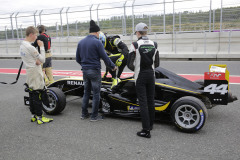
0,59,240,160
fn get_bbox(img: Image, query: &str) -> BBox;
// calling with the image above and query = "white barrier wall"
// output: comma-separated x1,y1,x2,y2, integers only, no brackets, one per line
0,32,240,60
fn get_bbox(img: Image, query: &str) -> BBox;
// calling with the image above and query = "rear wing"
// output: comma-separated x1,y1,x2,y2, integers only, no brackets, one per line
204,64,229,105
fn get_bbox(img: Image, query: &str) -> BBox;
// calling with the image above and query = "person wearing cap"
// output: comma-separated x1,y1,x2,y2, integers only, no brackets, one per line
98,32,129,88
33,25,54,85
127,22,160,138
76,20,117,122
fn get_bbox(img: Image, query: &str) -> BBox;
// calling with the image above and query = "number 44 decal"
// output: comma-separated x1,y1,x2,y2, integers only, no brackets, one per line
204,84,228,95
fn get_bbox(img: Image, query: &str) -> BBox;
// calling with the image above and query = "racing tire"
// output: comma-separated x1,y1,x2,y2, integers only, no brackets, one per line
42,87,66,115
170,96,208,133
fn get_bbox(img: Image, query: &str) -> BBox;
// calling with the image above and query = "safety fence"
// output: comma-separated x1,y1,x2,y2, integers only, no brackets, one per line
0,0,240,57
0,0,240,39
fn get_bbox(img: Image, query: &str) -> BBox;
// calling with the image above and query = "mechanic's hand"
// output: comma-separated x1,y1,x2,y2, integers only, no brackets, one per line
37,40,44,47
112,66,117,71
115,55,124,67
35,59,41,65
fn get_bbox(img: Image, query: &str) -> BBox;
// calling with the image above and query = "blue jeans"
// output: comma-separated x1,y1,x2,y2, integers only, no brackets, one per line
82,69,101,118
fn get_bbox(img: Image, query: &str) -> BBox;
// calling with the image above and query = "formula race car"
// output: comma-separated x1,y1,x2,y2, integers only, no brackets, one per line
24,65,237,133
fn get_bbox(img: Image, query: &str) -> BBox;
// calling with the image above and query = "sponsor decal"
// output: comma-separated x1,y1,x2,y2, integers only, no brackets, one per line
127,106,140,112
20,51,26,56
140,45,155,53
143,40,150,44
204,72,225,80
210,73,222,79
67,80,84,86
196,110,204,130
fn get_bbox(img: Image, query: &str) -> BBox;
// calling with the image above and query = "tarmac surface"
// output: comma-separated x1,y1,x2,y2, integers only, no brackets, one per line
0,59,240,160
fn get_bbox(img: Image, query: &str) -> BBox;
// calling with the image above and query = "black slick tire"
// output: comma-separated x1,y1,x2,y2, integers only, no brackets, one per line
170,96,208,133
42,87,66,115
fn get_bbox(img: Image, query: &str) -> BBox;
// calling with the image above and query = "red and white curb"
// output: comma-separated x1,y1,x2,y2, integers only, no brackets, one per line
1,68,240,84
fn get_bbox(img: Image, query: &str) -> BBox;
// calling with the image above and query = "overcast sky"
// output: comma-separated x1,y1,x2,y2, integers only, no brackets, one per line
0,0,239,14
0,0,238,30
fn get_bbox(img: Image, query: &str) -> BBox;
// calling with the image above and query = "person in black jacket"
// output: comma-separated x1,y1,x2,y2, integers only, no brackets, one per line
127,22,159,138
99,32,129,88
33,25,54,85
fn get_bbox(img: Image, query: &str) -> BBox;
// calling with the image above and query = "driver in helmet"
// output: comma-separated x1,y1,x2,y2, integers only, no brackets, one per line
99,32,129,88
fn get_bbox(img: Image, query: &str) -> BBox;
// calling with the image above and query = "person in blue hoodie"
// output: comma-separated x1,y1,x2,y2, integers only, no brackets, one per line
76,20,117,122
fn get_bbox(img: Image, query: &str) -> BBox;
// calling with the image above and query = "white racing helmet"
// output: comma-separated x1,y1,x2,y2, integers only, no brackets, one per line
99,31,106,48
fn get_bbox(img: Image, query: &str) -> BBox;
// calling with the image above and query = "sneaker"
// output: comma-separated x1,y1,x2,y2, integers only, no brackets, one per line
90,115,104,122
42,116,53,122
137,130,151,138
36,115,53,125
31,115,37,122
81,114,90,120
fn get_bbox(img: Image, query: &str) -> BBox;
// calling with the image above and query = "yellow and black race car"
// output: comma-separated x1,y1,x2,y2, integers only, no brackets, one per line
24,65,237,133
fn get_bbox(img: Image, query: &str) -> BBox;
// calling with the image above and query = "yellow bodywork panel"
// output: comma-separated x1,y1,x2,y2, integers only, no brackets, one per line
155,102,170,111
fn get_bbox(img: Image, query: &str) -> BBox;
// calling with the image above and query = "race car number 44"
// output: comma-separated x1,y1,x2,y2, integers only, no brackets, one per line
204,84,228,95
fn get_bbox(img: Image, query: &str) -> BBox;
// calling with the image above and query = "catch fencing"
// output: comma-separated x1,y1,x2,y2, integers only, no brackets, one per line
0,0,239,57
0,0,240,38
